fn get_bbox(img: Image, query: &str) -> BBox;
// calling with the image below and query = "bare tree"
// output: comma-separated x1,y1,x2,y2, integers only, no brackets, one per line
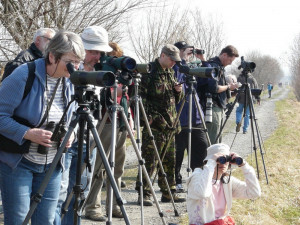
126,2,225,63
288,33,300,100
0,0,153,67
190,9,225,59
127,2,191,62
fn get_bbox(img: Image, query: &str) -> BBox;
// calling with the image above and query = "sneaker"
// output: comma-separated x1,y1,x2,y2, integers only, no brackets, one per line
176,184,184,193
121,180,126,188
161,192,186,203
243,130,247,134
85,212,106,221
137,194,153,206
236,123,241,132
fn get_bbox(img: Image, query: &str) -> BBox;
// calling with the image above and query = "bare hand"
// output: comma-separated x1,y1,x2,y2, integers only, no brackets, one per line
24,128,53,147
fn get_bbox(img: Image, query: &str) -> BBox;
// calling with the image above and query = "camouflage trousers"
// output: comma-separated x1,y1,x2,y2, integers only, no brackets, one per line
135,127,176,195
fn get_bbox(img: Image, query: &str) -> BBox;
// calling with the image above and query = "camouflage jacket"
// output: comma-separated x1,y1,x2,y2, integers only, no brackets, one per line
140,58,184,133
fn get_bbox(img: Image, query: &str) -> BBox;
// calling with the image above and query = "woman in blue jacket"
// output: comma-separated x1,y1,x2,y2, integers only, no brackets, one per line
0,31,85,225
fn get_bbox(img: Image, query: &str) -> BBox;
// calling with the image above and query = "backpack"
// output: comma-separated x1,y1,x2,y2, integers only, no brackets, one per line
1,61,36,99
0,62,36,154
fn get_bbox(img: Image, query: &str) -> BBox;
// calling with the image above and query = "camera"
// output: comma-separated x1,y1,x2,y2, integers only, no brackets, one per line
238,56,256,72
37,121,67,155
205,93,213,123
217,155,243,166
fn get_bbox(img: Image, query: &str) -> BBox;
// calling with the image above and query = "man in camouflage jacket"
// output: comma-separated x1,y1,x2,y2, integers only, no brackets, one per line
135,44,186,206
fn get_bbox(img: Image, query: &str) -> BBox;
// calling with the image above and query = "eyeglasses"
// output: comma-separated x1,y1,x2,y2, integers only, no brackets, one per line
60,58,81,66
41,36,52,41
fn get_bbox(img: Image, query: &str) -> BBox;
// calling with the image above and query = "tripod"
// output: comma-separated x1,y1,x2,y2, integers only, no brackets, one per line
22,86,131,225
152,75,210,184
82,80,168,225
215,71,269,184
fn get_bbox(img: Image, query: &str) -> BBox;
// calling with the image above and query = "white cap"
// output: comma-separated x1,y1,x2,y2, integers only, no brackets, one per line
204,143,230,161
81,26,112,52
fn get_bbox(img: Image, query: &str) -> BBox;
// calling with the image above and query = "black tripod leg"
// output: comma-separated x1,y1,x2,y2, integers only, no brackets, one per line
73,116,86,225
192,91,211,146
248,89,269,184
22,113,79,225
87,113,132,225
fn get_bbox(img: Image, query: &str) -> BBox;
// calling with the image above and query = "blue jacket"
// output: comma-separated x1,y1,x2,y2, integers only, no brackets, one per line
197,57,228,109
173,60,204,127
0,58,76,168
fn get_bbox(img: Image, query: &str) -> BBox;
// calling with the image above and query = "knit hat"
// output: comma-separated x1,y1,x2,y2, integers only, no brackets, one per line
204,143,230,161
81,26,112,52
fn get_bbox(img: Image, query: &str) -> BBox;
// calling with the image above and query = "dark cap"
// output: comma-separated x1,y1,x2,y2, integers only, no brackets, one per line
174,41,193,50
161,44,181,62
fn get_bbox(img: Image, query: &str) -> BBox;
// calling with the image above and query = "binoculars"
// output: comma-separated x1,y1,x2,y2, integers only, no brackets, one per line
217,155,243,166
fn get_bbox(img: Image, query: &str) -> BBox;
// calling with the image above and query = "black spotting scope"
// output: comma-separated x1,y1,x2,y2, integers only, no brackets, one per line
179,65,219,80
67,63,116,87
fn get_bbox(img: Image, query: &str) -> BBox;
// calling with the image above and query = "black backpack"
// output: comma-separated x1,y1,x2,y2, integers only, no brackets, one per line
22,62,36,99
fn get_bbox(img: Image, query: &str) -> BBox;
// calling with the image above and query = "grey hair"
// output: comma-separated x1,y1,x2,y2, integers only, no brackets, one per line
45,31,86,64
33,28,56,42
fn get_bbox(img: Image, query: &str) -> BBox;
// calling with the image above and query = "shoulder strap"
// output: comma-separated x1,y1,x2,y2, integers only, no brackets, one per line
23,62,36,100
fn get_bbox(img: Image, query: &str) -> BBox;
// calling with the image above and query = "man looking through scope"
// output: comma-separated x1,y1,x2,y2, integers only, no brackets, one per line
197,45,240,144
135,44,186,206
173,41,208,193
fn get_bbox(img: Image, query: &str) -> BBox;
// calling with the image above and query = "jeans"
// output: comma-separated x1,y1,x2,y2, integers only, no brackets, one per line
54,143,96,225
175,124,208,185
236,103,250,132
0,157,62,225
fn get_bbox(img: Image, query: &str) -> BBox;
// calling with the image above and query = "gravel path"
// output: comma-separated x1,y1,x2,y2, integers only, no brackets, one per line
0,87,289,225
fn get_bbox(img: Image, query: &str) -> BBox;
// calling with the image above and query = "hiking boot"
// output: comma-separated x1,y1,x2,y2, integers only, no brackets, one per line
236,123,241,132
161,192,186,203
176,184,184,193
121,180,126,188
112,207,123,218
85,212,106,221
137,194,153,206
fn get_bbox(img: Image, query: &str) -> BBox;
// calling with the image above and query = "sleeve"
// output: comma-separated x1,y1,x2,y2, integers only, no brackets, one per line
231,163,261,199
0,64,31,144
187,160,216,200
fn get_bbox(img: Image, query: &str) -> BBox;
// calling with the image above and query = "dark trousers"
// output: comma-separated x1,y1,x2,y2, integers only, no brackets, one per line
175,123,208,185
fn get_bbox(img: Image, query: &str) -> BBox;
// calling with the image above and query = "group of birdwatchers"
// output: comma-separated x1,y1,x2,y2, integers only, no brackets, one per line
0,26,261,225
